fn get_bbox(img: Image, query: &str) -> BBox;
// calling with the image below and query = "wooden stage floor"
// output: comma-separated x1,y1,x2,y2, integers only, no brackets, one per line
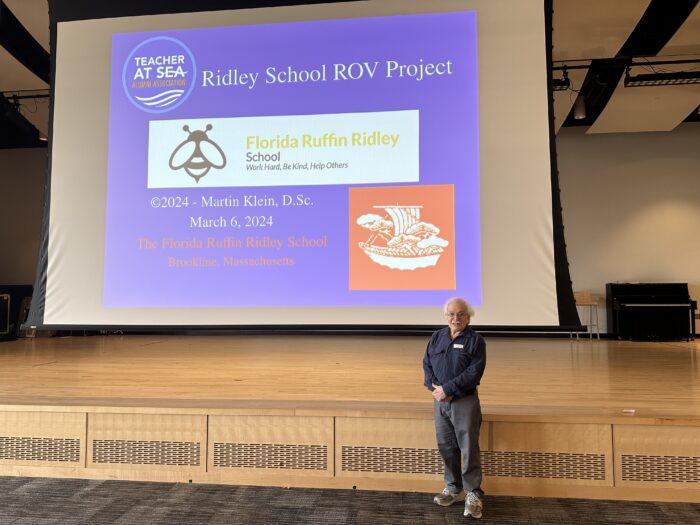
0,335,698,421
1,335,699,502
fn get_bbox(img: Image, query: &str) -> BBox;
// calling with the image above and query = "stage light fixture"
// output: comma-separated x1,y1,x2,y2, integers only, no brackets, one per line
552,68,570,91
573,96,586,120
624,68,700,87
552,78,570,91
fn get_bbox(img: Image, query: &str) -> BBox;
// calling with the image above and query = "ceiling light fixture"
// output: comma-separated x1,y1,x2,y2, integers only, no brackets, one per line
573,96,586,120
624,67,700,87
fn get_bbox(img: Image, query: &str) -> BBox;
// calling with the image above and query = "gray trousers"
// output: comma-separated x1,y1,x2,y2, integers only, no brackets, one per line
434,393,483,495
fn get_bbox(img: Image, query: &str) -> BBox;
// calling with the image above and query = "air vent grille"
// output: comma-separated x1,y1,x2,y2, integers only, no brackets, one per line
621,454,700,483
92,439,200,466
341,446,443,475
213,443,327,470
0,436,80,463
482,451,606,480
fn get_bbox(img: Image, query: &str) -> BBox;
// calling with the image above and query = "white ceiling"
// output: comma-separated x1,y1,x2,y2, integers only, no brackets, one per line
551,1,700,133
661,3,700,55
0,45,46,91
4,0,49,50
552,0,651,61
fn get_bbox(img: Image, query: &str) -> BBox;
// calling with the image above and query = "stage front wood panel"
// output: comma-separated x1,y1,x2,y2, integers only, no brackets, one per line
614,425,700,487
0,335,699,502
0,411,85,467
87,413,206,472
336,417,444,481
209,415,334,478
483,422,613,487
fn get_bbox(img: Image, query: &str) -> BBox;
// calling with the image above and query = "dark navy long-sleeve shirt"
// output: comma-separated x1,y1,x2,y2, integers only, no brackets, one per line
422,327,486,398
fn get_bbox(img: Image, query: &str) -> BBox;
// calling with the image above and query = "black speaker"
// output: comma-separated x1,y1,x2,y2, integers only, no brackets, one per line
0,294,9,335
0,286,33,339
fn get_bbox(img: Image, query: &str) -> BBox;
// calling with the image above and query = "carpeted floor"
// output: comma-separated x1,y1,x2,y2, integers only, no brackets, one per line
0,477,699,524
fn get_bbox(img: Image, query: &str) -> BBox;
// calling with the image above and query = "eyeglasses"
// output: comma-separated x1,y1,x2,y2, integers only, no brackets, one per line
445,311,468,319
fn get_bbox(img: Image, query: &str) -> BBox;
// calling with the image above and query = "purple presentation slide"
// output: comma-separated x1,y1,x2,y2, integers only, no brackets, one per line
104,11,480,308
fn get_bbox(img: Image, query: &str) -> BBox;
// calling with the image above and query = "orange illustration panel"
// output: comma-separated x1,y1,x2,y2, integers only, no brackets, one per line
349,184,456,290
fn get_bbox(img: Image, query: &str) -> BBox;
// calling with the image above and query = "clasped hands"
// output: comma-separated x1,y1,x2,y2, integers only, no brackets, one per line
431,383,453,402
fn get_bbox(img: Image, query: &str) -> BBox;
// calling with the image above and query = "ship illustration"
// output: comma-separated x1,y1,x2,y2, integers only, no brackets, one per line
357,205,449,270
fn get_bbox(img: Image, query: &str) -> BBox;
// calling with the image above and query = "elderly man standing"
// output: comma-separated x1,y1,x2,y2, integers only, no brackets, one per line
423,297,486,519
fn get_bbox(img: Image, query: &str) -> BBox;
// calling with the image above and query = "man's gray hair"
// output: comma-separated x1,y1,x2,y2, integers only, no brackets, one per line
443,297,475,318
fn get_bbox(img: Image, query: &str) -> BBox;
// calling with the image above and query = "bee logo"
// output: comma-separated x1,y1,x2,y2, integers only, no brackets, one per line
168,124,226,183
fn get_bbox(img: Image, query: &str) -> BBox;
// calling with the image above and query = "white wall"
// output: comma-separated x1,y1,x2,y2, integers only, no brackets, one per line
557,123,700,333
0,148,46,285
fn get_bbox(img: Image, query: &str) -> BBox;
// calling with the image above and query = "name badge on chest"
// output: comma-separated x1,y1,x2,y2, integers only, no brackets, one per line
454,344,464,349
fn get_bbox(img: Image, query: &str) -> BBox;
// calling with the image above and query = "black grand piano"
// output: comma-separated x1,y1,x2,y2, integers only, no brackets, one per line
606,283,697,341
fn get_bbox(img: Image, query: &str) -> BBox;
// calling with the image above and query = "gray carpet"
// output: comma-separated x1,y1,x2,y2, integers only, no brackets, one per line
0,477,699,524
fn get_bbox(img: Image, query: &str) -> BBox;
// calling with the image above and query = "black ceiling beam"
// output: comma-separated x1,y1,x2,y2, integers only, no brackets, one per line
617,0,699,57
683,106,700,123
50,0,351,22
0,1,50,83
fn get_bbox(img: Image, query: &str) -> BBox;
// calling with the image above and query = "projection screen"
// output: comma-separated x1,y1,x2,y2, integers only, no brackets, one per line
29,0,575,329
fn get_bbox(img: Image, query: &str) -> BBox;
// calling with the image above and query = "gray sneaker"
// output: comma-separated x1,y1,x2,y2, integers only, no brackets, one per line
433,487,466,507
464,491,483,519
